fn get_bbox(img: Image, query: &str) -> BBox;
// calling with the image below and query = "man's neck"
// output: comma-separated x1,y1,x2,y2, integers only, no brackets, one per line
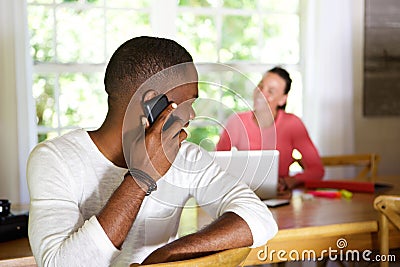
88,118,126,168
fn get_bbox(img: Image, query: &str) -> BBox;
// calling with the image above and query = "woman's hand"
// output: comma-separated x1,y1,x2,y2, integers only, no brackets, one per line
278,176,303,197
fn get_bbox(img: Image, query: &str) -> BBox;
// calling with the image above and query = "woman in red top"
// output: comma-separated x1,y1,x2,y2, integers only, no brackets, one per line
216,67,324,191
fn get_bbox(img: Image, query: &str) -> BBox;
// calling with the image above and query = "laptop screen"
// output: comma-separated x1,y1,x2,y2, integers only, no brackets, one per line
209,150,279,200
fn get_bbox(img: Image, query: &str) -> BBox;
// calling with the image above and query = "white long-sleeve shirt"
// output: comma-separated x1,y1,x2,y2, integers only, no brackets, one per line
27,129,277,267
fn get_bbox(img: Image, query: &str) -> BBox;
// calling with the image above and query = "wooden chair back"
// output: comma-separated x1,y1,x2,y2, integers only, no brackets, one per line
373,195,400,267
131,247,251,267
320,153,380,182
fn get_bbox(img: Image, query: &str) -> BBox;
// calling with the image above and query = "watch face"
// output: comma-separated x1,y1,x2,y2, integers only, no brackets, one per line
127,169,157,196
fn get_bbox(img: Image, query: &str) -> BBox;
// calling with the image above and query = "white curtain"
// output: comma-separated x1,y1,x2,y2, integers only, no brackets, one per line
0,0,36,204
302,0,356,178
302,0,355,155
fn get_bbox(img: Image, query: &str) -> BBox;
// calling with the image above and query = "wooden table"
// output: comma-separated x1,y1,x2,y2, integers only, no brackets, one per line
196,176,400,265
0,238,31,260
2,177,399,266
243,176,400,265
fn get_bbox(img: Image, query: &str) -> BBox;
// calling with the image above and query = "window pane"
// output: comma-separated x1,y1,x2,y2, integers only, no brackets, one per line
220,71,258,104
32,74,57,128
86,0,104,5
219,71,255,121
178,0,214,7
220,15,259,62
56,7,105,63
259,0,299,13
176,14,218,62
58,73,107,128
222,0,256,9
195,70,258,124
188,72,260,151
195,81,221,120
28,0,303,145
261,15,299,64
28,6,54,62
106,0,149,8
37,131,58,143
28,0,53,4
55,0,104,5
285,70,302,117
106,10,151,58
186,124,221,151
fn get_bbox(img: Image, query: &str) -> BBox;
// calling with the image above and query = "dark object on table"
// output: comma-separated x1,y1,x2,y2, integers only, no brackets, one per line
0,199,28,242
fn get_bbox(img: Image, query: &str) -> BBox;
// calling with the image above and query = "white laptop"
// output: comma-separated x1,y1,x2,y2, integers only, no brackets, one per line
209,150,280,200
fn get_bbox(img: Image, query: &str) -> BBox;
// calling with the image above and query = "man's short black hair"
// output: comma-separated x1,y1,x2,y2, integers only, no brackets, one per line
104,36,193,107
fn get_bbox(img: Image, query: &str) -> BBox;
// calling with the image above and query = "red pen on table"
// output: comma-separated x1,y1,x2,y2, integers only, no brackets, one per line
307,190,341,198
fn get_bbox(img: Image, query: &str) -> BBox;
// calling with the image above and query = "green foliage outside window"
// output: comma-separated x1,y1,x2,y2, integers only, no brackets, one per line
220,15,258,62
28,0,300,145
178,0,214,7
177,15,218,62
186,125,220,151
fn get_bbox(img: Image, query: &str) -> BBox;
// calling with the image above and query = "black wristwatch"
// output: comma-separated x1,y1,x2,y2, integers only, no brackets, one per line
125,169,157,196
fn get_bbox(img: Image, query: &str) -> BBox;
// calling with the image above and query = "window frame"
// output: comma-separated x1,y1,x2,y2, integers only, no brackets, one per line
28,0,304,142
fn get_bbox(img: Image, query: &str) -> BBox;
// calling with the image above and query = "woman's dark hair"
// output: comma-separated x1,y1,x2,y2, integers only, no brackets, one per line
268,66,292,110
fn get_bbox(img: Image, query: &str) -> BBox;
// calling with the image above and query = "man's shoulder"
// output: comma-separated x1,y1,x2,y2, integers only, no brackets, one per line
172,141,214,170
177,141,203,160
30,129,89,156
40,128,86,143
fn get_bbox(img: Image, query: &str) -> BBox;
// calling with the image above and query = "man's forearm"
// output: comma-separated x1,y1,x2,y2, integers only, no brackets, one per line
97,174,146,249
142,212,253,264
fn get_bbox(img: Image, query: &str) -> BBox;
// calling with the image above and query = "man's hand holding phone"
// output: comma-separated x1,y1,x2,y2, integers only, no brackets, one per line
126,94,187,195
143,99,188,176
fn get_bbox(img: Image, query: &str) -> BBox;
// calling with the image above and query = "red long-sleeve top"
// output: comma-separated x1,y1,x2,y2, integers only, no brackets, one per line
216,110,324,182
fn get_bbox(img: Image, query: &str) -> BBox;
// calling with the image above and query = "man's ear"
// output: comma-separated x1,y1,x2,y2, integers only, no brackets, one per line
142,90,158,102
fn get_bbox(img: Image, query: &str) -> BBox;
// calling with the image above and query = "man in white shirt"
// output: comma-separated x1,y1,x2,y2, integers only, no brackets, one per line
27,36,278,267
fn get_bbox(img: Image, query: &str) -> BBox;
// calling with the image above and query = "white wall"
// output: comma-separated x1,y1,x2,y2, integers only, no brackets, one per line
352,0,400,176
0,0,20,203
301,0,355,179
0,0,36,204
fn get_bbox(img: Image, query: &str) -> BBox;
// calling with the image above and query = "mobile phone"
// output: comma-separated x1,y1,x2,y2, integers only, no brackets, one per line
142,94,175,131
